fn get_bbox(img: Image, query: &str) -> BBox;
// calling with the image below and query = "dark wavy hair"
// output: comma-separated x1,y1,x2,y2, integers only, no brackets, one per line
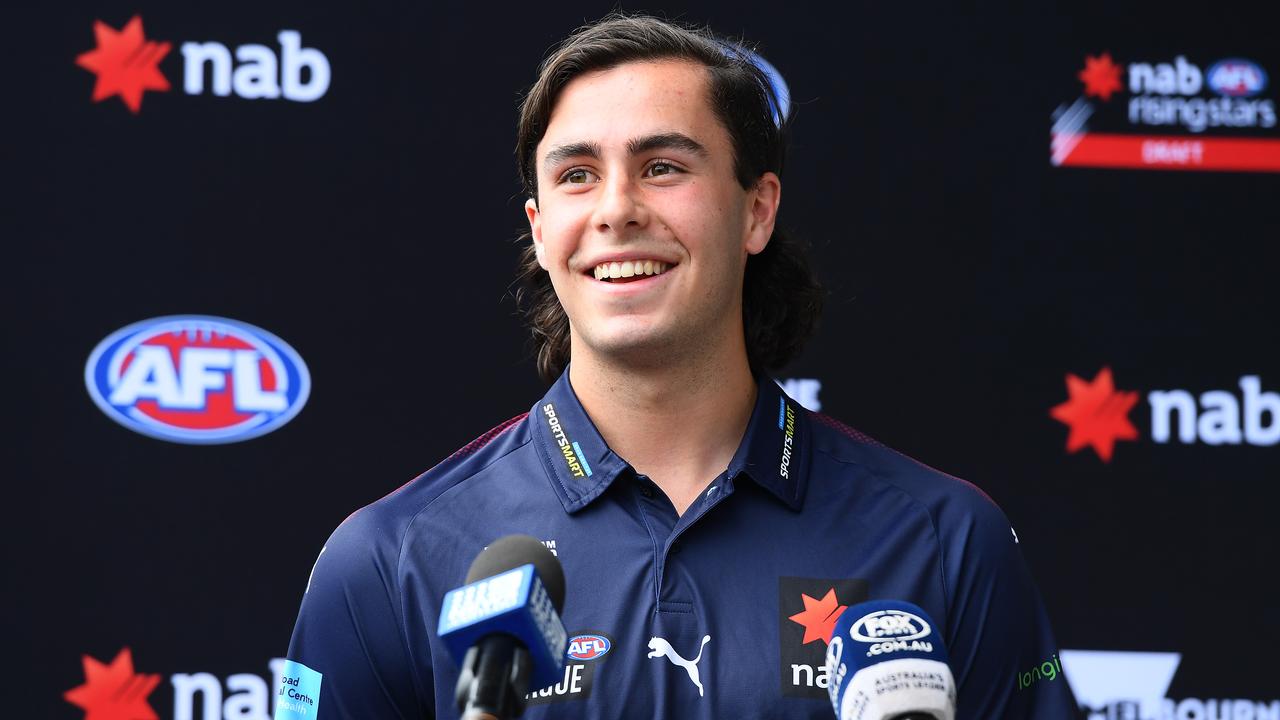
514,14,823,383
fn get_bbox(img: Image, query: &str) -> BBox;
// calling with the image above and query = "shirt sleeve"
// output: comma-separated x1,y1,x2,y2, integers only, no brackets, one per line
939,490,1078,719
274,509,430,720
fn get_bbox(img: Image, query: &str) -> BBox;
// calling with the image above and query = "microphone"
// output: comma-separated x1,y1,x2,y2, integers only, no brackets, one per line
824,600,956,720
438,535,568,720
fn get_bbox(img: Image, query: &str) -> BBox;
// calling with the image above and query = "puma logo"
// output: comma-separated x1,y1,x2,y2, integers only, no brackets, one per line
647,635,712,697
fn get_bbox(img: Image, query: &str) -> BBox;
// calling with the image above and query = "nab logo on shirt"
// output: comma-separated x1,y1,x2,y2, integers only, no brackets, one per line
85,315,311,444
778,576,868,699
76,15,330,113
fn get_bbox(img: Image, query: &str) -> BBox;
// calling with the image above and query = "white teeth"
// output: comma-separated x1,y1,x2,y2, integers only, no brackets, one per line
592,260,671,279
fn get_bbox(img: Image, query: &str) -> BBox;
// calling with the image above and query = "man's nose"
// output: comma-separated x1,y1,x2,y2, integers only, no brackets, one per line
590,173,648,233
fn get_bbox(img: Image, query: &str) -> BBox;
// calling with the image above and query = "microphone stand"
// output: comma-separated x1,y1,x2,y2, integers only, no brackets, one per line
455,637,533,720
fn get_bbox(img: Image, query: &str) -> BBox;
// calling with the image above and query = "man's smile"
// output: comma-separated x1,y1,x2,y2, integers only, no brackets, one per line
591,259,673,282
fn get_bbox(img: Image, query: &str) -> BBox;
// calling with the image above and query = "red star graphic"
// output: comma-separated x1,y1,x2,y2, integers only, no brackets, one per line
64,647,160,720
1050,367,1139,462
788,588,847,646
75,16,171,114
1078,52,1124,101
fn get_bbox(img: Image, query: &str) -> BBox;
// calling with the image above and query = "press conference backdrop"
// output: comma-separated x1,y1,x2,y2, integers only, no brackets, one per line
10,1,1279,718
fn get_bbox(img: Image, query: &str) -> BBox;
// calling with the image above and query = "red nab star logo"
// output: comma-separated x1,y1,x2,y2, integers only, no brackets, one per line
778,576,867,699
64,647,160,720
1050,366,1139,462
787,588,847,646
1078,52,1124,101
76,16,171,113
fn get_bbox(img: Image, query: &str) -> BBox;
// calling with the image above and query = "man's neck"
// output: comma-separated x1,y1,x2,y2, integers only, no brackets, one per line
569,342,757,516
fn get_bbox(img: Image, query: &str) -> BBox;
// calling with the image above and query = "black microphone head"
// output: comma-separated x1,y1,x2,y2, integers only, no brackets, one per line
465,534,566,613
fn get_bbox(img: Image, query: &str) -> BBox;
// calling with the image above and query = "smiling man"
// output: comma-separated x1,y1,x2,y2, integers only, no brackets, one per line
277,15,1077,720
521,54,783,517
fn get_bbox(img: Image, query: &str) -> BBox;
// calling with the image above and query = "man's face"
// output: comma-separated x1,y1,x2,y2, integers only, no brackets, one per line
526,59,779,369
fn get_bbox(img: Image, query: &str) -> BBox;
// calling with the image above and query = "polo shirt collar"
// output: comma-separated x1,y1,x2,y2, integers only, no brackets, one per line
532,369,810,513
725,375,810,511
531,370,630,513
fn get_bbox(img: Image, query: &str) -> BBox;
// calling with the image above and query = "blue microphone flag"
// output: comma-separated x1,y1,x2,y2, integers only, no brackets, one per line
438,563,568,689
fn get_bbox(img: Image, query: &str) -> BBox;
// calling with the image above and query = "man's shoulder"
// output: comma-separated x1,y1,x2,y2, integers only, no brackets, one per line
332,412,535,549
300,412,536,613
805,410,1006,523
805,411,1024,582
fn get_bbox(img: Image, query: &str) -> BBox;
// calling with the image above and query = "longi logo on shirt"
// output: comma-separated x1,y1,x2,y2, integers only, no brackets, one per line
777,576,868,699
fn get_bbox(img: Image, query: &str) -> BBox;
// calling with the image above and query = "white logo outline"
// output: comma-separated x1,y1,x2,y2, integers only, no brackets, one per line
848,609,931,643
647,635,711,697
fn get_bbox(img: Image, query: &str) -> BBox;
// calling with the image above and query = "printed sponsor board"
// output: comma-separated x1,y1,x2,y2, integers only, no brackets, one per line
85,315,310,444
1051,51,1280,172
1050,367,1279,461
65,647,292,720
77,15,330,113
1060,649,1280,720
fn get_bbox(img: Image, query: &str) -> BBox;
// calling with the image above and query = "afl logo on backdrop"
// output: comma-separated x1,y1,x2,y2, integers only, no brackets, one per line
85,315,310,444
1206,59,1268,98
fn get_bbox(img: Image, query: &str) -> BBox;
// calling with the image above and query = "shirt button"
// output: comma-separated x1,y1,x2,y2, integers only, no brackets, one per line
639,483,654,498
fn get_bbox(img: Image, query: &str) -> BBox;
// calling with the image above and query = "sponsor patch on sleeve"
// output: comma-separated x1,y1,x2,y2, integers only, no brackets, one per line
273,660,323,719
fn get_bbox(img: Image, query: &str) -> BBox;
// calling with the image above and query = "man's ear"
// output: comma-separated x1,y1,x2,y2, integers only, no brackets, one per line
744,172,781,256
525,197,548,270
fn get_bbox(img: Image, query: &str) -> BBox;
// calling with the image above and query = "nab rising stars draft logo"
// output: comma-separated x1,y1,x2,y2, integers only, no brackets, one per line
1052,50,1280,172
85,315,311,444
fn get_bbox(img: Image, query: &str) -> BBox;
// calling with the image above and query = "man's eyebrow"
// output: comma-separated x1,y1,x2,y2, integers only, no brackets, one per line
627,132,709,158
542,133,710,174
542,141,602,173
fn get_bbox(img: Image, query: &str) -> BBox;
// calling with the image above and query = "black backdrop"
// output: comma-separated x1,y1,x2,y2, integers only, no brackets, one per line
11,1,1279,718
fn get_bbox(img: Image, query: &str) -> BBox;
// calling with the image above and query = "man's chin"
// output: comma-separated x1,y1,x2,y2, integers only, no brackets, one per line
577,325,685,366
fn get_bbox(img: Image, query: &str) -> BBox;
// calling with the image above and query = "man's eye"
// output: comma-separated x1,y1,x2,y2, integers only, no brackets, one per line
561,169,595,184
646,162,677,177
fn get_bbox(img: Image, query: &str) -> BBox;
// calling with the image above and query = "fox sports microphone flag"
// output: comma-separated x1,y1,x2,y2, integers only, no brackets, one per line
825,600,956,720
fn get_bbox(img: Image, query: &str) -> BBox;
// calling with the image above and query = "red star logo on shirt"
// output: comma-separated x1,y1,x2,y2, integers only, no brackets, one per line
787,588,847,646
75,16,171,114
1050,366,1139,462
1078,52,1124,101
64,647,160,720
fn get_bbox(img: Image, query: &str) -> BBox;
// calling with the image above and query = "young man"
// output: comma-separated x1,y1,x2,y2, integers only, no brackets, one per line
278,15,1077,719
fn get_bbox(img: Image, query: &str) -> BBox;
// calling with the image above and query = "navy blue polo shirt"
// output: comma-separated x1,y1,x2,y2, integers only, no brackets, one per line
277,371,1077,719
